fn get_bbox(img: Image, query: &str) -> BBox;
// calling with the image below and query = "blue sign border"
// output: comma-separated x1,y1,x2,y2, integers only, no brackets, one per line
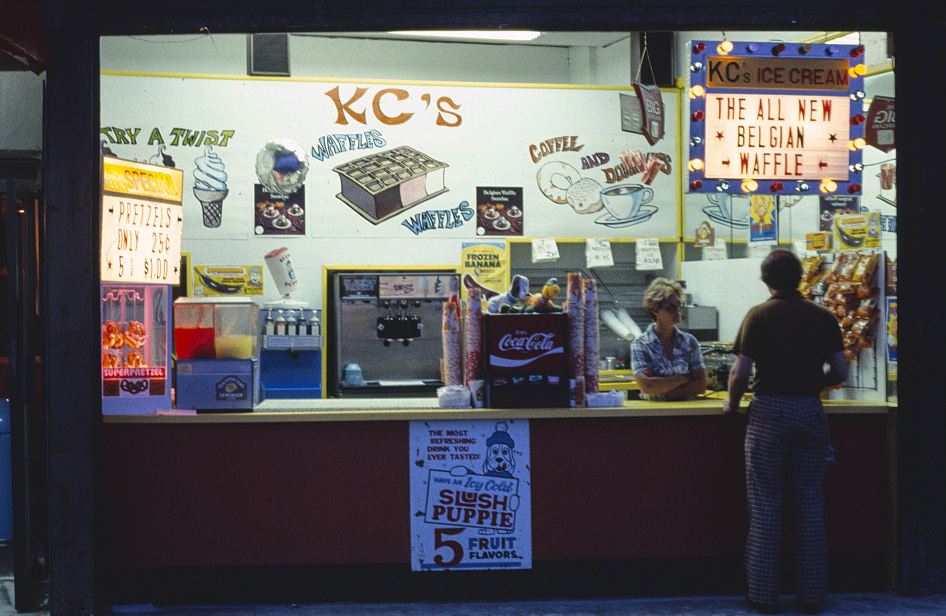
688,40,865,196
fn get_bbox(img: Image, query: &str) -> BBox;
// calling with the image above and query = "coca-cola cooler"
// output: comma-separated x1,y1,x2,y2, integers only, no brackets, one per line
484,312,569,408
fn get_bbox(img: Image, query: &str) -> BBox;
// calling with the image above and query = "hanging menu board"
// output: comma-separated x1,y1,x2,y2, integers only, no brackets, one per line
688,41,866,195
100,156,184,284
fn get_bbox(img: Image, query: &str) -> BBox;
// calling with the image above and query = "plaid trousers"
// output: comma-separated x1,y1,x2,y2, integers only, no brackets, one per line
745,394,830,605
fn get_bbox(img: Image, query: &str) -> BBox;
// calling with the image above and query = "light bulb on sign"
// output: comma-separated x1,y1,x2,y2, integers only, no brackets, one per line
848,64,867,78
690,136,703,146
717,40,733,55
769,182,784,192
688,159,704,172
690,180,703,190
690,62,704,73
849,138,867,151
820,180,837,193
741,179,758,192
796,182,810,192
692,42,706,54
689,85,705,98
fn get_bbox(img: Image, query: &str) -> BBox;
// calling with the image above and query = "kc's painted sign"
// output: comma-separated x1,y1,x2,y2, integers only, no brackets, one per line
688,41,866,196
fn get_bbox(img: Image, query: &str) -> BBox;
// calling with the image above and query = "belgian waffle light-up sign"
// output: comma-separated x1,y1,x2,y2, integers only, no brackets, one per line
688,41,866,195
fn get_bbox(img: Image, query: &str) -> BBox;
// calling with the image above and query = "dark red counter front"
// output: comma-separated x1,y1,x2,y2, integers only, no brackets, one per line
100,404,893,604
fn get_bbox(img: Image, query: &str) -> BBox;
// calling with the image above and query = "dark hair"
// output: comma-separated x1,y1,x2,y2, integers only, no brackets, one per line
760,249,803,291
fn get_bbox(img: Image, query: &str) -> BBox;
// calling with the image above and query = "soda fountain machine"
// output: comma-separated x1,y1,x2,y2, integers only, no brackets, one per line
327,270,459,398
258,247,323,399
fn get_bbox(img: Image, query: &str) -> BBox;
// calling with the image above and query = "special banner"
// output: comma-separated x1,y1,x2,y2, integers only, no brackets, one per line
410,419,531,571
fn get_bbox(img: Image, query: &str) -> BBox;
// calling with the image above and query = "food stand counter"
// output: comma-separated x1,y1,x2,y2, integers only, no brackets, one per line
100,398,893,605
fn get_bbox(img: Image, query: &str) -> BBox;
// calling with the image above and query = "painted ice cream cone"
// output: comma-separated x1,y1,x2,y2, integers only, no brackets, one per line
193,188,228,227
193,145,229,228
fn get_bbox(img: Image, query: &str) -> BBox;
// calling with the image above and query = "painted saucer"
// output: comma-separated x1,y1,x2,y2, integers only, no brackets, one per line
703,205,750,229
595,204,658,228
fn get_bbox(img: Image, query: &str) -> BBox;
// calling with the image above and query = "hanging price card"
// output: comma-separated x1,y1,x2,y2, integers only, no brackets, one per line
100,157,184,284
531,238,560,263
635,238,663,270
585,239,614,268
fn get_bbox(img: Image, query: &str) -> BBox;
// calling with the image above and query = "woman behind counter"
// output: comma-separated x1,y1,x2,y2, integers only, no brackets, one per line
630,278,707,401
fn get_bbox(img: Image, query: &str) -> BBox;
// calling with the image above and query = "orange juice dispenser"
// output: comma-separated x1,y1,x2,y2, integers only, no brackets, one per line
174,297,260,411
101,284,173,414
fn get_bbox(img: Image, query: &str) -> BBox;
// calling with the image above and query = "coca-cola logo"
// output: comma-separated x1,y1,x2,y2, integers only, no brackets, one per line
498,332,556,353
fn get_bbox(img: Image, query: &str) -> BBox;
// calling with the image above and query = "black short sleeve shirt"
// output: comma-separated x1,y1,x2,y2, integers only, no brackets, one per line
733,290,845,396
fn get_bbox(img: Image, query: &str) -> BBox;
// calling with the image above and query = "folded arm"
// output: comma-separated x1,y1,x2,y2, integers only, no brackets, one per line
635,367,707,397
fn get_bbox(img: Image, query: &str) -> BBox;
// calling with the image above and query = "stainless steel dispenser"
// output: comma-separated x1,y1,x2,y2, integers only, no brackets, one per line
327,271,459,397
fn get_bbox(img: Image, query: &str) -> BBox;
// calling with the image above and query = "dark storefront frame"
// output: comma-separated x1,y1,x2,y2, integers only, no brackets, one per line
38,1,942,614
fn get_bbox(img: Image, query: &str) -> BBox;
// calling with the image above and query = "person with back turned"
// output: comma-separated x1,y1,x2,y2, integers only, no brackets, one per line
723,249,848,615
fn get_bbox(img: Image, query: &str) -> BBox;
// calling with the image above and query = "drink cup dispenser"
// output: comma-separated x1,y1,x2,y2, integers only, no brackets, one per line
327,271,459,397
173,297,260,411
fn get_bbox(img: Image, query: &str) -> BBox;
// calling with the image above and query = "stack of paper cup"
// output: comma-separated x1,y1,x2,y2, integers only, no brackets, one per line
583,279,599,394
442,301,462,386
463,287,484,386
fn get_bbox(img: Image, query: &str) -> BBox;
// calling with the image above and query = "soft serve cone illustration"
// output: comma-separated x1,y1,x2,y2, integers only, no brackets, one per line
193,145,229,228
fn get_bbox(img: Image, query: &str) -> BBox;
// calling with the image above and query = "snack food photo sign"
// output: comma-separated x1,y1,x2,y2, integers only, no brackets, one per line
688,41,866,196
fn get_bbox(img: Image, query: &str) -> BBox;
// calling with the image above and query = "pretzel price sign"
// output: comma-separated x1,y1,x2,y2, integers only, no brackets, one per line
100,157,184,284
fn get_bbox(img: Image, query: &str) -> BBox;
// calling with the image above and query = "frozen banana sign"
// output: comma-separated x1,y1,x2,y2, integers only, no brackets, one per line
410,419,531,571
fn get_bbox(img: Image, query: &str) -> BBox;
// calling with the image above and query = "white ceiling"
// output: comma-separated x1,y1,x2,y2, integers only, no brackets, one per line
301,31,633,48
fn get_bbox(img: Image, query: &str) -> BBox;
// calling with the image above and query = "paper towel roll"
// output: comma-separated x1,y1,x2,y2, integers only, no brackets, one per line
601,309,633,340
615,307,643,338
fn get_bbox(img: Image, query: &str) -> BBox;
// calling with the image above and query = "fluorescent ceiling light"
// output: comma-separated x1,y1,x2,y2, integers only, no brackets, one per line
388,30,541,42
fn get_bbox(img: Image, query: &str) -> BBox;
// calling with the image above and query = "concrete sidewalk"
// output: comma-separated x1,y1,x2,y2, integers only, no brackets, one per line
4,584,946,615
102,593,946,616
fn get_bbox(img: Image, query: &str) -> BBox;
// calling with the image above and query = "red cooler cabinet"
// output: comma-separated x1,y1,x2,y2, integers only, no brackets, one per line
484,312,569,408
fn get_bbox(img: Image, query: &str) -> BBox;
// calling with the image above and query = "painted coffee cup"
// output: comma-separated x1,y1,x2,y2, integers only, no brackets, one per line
707,193,750,220
600,184,654,220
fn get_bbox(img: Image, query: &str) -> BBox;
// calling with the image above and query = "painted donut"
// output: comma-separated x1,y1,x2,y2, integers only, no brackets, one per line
125,350,146,368
566,177,604,214
124,321,147,349
102,321,124,350
536,161,581,204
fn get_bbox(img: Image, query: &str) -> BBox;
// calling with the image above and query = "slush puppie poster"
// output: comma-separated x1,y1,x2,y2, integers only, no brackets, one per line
410,419,532,571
